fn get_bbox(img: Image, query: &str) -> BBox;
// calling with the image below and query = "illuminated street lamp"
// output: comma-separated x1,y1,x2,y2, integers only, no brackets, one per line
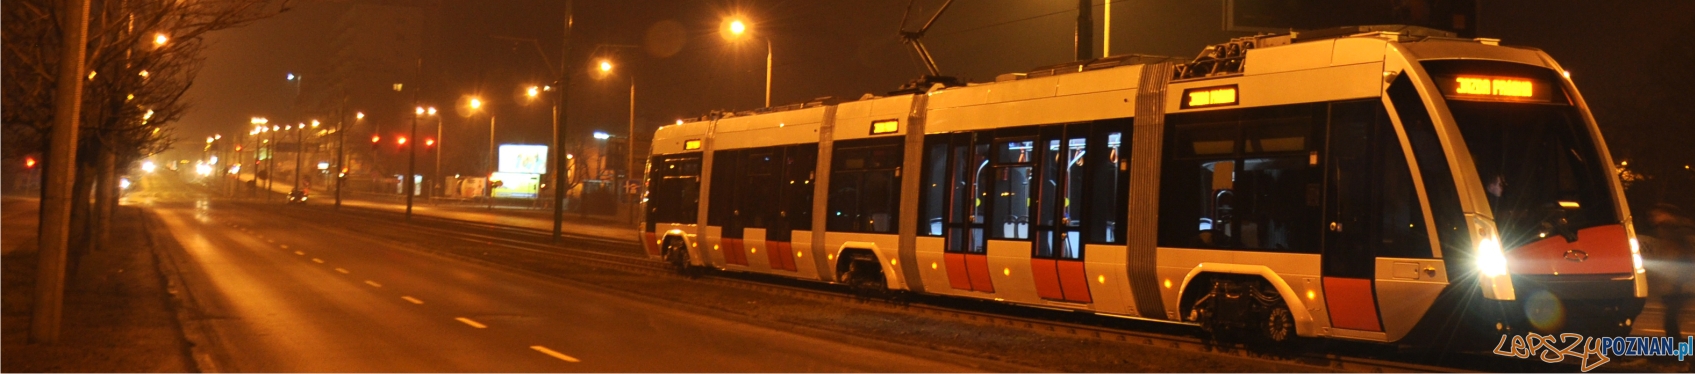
724,16,773,107
466,95,499,208
153,33,169,46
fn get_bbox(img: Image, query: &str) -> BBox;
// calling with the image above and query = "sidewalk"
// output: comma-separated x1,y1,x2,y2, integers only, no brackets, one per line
238,176,640,242
0,197,195,372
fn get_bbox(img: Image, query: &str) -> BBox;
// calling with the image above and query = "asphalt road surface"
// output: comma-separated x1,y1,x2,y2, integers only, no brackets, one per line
128,172,985,372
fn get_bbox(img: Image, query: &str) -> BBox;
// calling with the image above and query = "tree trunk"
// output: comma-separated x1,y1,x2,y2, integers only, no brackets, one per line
66,155,95,279
92,149,116,253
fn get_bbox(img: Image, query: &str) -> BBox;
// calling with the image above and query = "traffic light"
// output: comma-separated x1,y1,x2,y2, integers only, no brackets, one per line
235,145,243,152
24,157,36,169
371,135,381,150
396,136,408,149
424,138,435,151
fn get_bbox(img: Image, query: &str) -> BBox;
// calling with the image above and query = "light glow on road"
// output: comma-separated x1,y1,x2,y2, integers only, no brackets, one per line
530,345,581,363
455,317,487,329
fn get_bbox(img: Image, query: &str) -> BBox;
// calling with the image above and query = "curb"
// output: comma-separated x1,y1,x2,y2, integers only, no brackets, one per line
139,209,224,373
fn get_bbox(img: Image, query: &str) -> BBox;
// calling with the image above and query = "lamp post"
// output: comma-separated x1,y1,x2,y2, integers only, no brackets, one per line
428,107,441,200
596,58,639,222
338,111,361,209
725,18,772,107
469,97,497,209
407,106,437,218
294,120,319,193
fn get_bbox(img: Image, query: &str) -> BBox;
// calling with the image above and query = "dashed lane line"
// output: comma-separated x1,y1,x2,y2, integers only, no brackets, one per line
364,280,383,288
280,244,289,249
311,258,325,264
293,251,304,256
401,296,424,304
529,346,581,363
334,268,350,274
455,317,487,329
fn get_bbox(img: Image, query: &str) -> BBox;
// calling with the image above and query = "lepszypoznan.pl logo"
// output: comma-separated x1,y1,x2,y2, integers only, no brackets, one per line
1493,333,1692,372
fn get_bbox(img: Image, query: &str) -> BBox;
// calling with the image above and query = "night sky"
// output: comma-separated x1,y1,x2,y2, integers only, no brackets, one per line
170,0,1693,207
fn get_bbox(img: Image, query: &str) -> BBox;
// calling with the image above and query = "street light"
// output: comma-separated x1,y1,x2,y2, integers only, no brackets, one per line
724,16,772,107
467,95,498,208
153,33,168,47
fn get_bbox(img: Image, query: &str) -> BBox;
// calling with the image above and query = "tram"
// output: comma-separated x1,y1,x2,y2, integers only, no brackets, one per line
639,25,1645,344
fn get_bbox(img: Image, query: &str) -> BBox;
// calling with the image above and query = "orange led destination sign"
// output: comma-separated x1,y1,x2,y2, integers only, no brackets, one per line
1455,76,1533,97
683,139,702,150
870,119,900,135
1180,85,1239,109
1439,75,1556,103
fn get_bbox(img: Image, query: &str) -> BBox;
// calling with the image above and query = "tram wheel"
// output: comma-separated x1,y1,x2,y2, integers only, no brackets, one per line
663,240,696,277
843,259,887,297
1265,303,1295,343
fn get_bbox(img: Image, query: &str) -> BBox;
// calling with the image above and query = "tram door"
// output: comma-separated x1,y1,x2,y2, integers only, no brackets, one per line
1031,124,1093,303
941,132,996,292
1322,100,1426,333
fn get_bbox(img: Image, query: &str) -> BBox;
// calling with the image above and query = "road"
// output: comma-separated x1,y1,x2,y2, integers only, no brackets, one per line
126,172,985,372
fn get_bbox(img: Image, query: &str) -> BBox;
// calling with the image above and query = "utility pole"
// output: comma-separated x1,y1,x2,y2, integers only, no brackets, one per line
33,0,91,343
335,98,348,209
406,63,420,219
627,76,636,224
552,0,573,243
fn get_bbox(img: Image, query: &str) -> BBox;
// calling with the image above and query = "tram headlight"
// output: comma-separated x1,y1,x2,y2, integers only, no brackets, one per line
1629,237,1644,274
1477,236,1508,277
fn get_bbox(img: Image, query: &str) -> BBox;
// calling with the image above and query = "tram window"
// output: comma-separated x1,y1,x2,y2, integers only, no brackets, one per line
648,155,701,224
1159,105,1323,253
744,149,779,228
1390,74,1469,255
988,139,1035,240
782,144,817,231
1084,123,1130,245
826,139,903,233
919,139,949,236
707,150,743,227
1326,101,1433,270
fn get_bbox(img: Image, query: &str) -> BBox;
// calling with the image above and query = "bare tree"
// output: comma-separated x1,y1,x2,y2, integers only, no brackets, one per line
3,0,291,342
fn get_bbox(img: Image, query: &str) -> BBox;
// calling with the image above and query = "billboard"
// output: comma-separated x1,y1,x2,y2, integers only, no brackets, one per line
490,172,541,198
499,144,548,174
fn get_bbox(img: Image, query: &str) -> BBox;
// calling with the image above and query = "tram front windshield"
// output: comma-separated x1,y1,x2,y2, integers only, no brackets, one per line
1448,101,1618,249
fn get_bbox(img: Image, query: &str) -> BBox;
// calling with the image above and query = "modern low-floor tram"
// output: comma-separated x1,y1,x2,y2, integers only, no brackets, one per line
640,25,1645,345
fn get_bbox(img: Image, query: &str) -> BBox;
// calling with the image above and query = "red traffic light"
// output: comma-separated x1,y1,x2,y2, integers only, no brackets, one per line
24,157,36,168
424,138,435,147
397,136,408,146
235,145,244,152
371,135,381,143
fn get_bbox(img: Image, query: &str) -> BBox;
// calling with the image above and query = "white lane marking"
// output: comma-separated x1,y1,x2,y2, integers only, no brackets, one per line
266,239,275,244
334,268,350,274
294,251,304,256
401,296,424,304
364,280,383,288
530,345,581,363
280,244,289,249
455,317,487,329
311,258,325,264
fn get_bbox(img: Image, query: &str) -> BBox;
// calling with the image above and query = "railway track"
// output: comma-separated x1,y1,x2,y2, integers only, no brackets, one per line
266,202,1483,372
